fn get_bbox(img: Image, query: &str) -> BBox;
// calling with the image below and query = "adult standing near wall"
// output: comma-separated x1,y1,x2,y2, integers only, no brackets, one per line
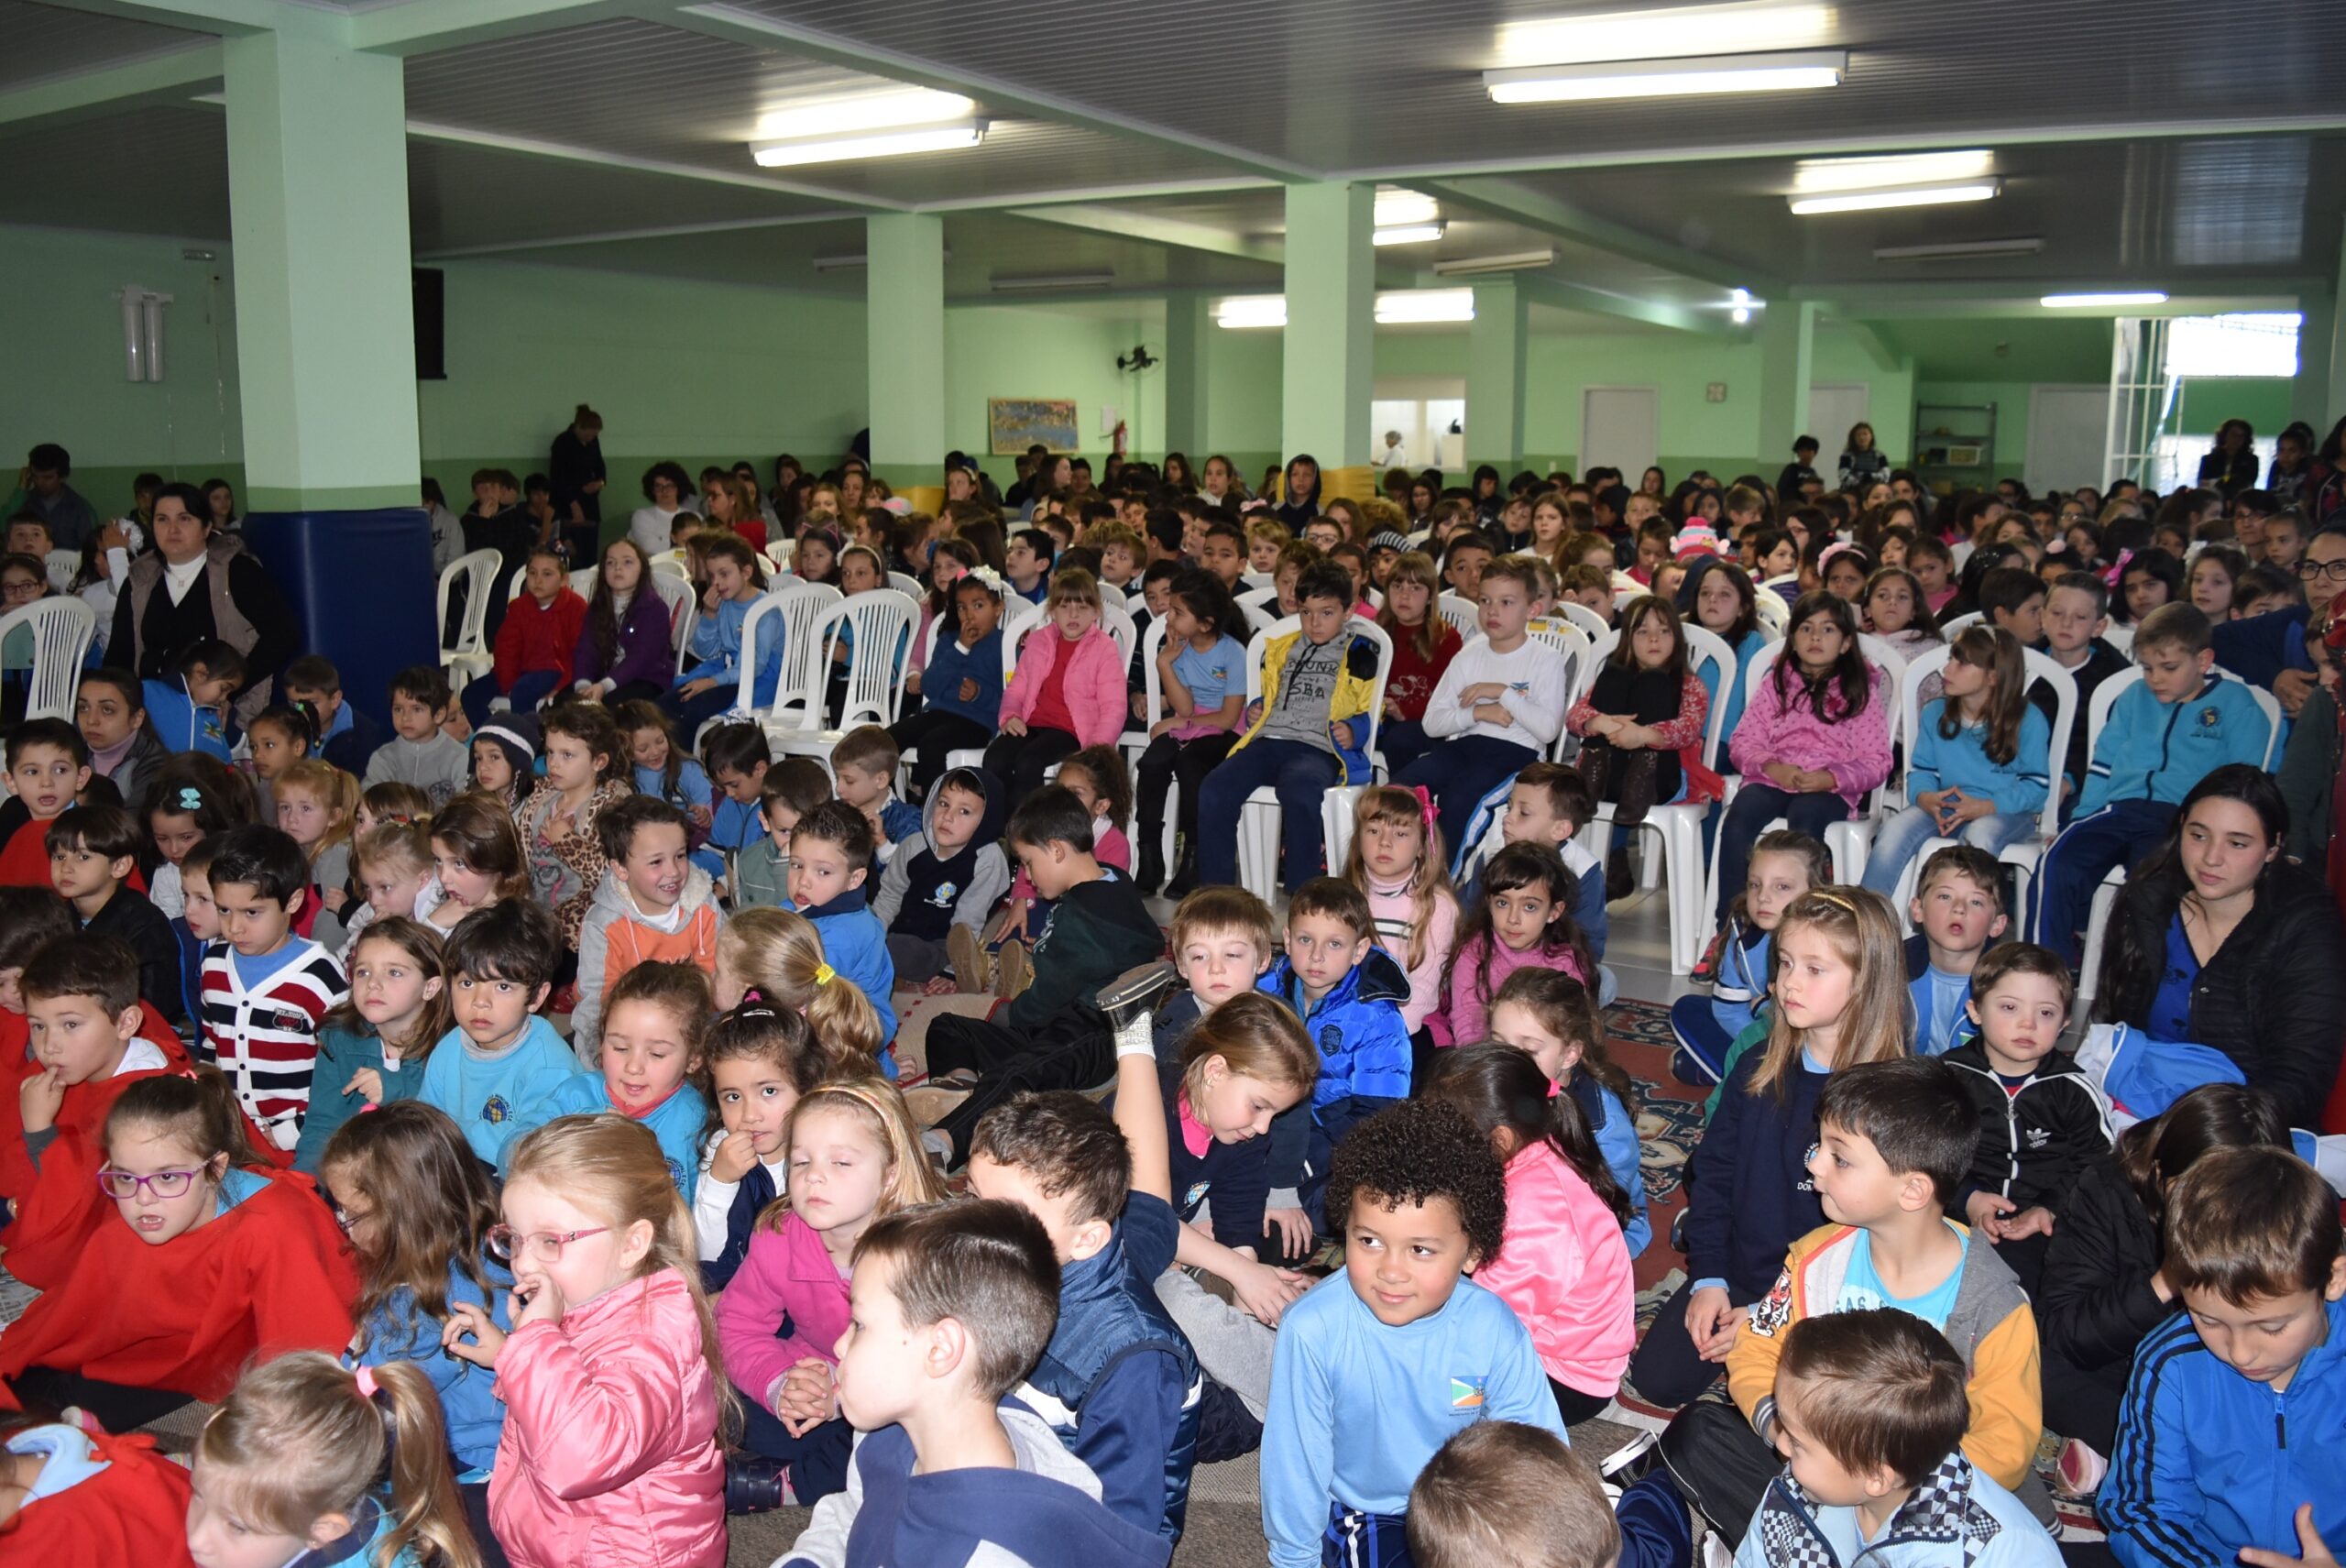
1836,422,1889,494
549,404,607,563
110,481,298,721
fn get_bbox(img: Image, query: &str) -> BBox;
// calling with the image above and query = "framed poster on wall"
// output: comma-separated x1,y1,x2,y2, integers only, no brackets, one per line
989,398,1080,455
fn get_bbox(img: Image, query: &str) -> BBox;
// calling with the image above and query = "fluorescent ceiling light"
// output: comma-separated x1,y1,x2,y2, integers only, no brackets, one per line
751,120,984,168
1211,290,1480,329
1432,248,1557,276
1732,307,1751,323
752,86,975,144
1792,149,1993,193
1789,178,2001,214
1498,4,1836,65
1373,222,1447,247
812,249,952,271
1373,189,1441,227
2042,291,2168,308
1874,236,2043,261
1376,290,1476,324
1485,49,1845,103
992,270,1114,292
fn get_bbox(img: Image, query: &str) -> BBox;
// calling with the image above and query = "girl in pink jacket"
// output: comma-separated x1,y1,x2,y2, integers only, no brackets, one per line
712,1080,946,1506
1425,1044,1636,1424
981,568,1128,805
1432,840,1593,1047
1713,589,1891,927
444,1115,728,1568
1342,784,1462,1036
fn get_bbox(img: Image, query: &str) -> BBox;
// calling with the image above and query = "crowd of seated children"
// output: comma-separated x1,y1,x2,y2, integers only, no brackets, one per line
0,439,2341,1568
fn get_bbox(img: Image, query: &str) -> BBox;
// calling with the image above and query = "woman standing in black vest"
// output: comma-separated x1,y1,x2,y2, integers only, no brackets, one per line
110,482,297,719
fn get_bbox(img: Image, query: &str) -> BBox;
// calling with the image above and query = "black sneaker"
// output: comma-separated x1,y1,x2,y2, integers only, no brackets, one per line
1602,1431,1663,1487
725,1454,791,1514
1096,961,1179,1032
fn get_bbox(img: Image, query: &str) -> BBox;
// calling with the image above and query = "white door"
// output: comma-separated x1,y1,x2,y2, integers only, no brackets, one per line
2026,385,2112,497
1581,388,1658,479
1809,383,1871,455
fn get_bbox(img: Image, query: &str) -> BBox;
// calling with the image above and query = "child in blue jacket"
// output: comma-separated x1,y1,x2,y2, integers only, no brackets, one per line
141,639,242,762
893,569,1007,803
2028,604,2271,966
786,799,899,1069
2103,1146,2346,1568
1257,878,1413,1234
664,534,782,733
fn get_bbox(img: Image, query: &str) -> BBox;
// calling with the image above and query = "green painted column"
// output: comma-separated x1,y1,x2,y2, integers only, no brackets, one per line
1755,300,1818,474
866,213,947,477
1466,279,1529,472
1163,292,1212,461
1280,182,1373,469
223,29,419,512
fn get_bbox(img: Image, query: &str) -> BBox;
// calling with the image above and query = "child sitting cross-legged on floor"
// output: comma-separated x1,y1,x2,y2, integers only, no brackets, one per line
785,801,899,1068
691,995,838,1290
869,765,1011,996
1733,1311,2061,1568
774,1201,1176,1568
1661,1056,2047,1539
915,785,1163,1163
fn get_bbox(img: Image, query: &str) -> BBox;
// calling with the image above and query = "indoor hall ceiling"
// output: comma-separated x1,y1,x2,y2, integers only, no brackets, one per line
0,0,205,90
725,0,2346,177
0,103,230,237
1497,136,2346,287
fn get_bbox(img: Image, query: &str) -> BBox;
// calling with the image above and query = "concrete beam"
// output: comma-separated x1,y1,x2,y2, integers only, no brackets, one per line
1517,274,1735,337
18,0,284,35
400,118,904,208
352,0,646,56
1412,175,1775,296
0,41,221,131
1002,203,1283,267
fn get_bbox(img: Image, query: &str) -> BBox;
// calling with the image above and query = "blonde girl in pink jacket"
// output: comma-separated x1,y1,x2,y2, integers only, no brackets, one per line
981,566,1128,805
444,1113,729,1568
1424,1044,1636,1424
1342,784,1461,1039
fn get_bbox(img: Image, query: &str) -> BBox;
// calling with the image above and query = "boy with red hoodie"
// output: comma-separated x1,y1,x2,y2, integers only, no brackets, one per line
462,545,586,729
0,934,191,1289
0,721,93,890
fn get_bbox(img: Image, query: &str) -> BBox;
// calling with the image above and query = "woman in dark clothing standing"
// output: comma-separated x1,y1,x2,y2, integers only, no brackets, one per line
110,482,297,723
2096,763,2346,1129
548,404,607,564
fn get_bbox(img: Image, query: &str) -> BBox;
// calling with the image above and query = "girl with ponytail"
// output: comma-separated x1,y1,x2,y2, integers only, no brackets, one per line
1422,1045,1636,1424
712,907,885,1068
189,1351,482,1568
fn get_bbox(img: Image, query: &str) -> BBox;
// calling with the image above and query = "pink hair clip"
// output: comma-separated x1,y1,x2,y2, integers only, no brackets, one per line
355,1365,379,1399
1409,784,1439,836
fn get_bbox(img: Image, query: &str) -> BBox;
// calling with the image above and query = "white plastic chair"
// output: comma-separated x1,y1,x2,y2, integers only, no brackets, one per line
888,571,922,601
1827,645,2077,916
1699,636,1909,922
0,598,94,720
1570,623,1738,974
568,566,598,599
762,540,795,576
1751,590,1790,637
1233,616,1394,903
1558,601,1611,641
1125,587,1151,619
504,563,529,605
1938,610,1983,639
646,569,696,678
1436,592,1480,641
436,548,500,694
770,589,919,762
1100,600,1137,667
2103,622,2134,656
757,582,847,735
1237,586,1279,619
1242,570,1276,593
1533,624,1597,762
1127,616,1177,873
41,549,77,595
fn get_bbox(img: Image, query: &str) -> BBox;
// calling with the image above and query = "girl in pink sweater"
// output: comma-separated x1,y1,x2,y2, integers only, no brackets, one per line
1431,840,1594,1047
443,1114,728,1568
1424,1043,1636,1423
1712,589,1891,927
981,567,1127,806
1341,784,1460,1039
712,1080,945,1504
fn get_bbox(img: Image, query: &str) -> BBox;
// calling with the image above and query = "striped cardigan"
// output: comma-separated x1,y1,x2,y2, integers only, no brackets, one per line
199,938,347,1151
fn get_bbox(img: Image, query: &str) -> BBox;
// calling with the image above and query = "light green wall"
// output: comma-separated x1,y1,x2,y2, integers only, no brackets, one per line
2176,378,2295,436
944,301,1165,487
1913,382,2041,469
1202,322,1281,482
0,226,247,515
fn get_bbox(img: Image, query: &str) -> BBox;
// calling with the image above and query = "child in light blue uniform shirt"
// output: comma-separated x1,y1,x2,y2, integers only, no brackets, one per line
419,1013,576,1168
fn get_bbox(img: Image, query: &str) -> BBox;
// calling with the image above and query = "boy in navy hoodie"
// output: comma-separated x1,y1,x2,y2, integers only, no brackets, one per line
780,1200,1172,1568
965,1093,1200,1544
891,571,1008,803
2103,1146,2346,1568
280,654,383,778
786,800,897,1063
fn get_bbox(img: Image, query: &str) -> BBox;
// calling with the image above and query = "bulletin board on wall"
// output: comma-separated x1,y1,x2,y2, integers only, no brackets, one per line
988,399,1080,455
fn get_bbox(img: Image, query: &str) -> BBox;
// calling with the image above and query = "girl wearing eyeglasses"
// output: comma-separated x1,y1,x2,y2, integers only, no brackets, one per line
0,1068,356,1433
441,1113,731,1568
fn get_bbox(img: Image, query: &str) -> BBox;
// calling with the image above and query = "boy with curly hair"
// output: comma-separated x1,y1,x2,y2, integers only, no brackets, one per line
1261,1097,1563,1568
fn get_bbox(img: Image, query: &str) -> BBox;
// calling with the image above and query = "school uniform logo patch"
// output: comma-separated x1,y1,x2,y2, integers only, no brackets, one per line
2199,707,2222,730
923,880,959,910
1450,1376,1486,1409
482,1095,511,1124
1183,1180,1211,1212
1319,1025,1343,1055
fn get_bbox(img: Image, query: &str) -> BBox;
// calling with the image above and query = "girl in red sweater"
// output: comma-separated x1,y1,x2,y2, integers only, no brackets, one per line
1373,551,1461,775
464,548,586,729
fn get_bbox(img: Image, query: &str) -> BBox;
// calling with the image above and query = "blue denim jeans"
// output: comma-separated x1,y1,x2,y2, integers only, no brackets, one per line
1858,803,2037,898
